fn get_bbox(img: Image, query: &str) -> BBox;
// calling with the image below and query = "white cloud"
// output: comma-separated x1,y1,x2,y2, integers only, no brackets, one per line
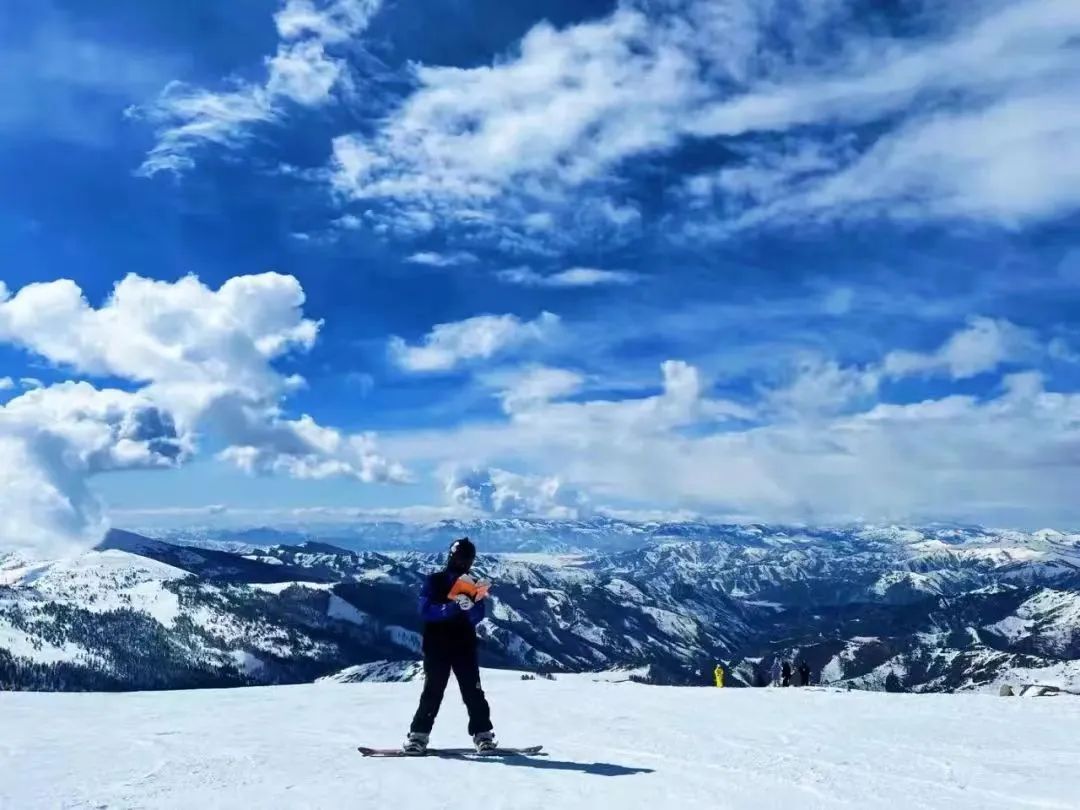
382,360,755,495
767,318,1037,417
389,312,559,373
0,377,13,390
380,316,1080,527
0,272,405,556
19,377,44,390
132,83,277,177
405,251,478,267
265,40,346,106
274,0,381,44
490,366,585,413
0,383,191,558
703,90,1080,232
328,0,1080,241
217,414,409,484
0,273,318,406
135,0,383,176
884,317,1036,380
766,355,880,416
443,466,590,520
497,266,640,288
329,4,704,242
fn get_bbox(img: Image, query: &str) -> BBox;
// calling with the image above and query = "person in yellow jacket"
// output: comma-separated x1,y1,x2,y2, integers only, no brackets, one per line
714,664,724,688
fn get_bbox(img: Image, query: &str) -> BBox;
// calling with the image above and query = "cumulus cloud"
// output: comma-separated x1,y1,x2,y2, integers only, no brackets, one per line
497,267,640,288
381,317,1080,526
217,413,409,483
0,377,14,391
766,318,1039,417
389,312,559,373
0,383,191,557
327,0,1080,243
0,273,317,397
134,0,383,176
883,317,1037,380
766,355,880,416
383,360,755,502
0,272,404,556
443,466,590,520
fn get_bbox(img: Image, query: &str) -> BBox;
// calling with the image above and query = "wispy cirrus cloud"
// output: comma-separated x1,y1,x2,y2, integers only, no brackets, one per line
405,251,478,267
327,0,1080,247
132,0,382,177
497,266,640,288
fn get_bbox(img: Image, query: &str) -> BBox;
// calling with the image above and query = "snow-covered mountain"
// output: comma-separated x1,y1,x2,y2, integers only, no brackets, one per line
138,516,769,554
317,659,424,683
3,675,1080,809
2,522,1079,692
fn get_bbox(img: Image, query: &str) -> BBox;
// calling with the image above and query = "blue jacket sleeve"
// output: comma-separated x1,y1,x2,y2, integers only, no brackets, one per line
467,597,487,626
418,577,459,622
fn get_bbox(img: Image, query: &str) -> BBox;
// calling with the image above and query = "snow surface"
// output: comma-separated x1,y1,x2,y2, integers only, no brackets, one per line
2,678,1079,809
326,594,373,626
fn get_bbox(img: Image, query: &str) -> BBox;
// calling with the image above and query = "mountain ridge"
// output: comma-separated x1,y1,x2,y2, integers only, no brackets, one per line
2,521,1078,692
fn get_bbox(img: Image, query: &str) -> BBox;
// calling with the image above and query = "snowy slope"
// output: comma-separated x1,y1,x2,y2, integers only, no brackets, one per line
2,678,1079,810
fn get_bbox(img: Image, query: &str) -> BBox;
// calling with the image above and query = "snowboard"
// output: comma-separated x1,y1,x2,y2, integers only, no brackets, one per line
358,745,544,759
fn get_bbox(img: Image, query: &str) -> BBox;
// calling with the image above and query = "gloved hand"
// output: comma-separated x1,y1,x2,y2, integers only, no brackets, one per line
474,578,492,600
454,594,475,611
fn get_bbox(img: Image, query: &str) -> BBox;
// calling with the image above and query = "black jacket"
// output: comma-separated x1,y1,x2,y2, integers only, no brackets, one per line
418,570,487,654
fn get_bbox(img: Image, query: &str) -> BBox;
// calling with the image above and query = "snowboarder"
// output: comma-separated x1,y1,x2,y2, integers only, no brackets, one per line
770,658,782,686
403,538,496,755
781,660,792,687
798,660,811,687
714,664,725,688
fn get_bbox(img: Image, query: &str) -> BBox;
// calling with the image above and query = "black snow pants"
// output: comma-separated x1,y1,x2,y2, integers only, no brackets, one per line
409,646,492,736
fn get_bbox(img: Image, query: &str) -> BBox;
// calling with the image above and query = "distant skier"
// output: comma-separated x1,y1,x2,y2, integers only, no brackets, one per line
714,664,725,688
771,658,782,686
781,660,792,687
798,661,811,688
403,538,496,755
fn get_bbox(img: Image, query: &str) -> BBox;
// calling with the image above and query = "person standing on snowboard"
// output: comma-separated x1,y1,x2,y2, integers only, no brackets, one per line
403,538,496,754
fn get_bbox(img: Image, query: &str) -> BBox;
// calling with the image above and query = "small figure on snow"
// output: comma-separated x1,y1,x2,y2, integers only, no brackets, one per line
403,538,496,755
781,660,792,687
797,660,811,687
771,658,782,686
714,664,725,688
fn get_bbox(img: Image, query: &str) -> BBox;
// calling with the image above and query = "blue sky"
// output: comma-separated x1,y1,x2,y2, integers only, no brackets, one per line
1,0,1080,551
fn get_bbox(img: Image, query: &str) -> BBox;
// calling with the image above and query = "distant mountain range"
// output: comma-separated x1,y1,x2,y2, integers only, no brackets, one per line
2,521,1078,692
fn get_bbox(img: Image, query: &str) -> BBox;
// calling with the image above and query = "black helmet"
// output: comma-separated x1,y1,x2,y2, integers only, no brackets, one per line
447,537,476,574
